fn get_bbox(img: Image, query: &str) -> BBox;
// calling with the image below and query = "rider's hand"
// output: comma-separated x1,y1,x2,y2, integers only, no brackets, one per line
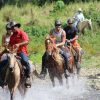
66,39,70,43
14,44,20,49
56,44,59,47
70,39,73,42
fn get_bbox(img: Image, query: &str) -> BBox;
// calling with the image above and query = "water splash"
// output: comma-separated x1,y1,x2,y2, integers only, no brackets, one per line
0,75,93,100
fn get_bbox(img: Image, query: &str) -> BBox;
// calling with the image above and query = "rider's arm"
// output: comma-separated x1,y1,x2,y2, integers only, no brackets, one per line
73,12,78,20
15,31,29,48
70,27,78,42
70,35,78,42
15,41,29,48
56,30,66,47
82,13,85,21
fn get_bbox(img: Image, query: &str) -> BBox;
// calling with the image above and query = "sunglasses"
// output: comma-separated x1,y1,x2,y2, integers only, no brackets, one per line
55,24,61,26
68,22,73,24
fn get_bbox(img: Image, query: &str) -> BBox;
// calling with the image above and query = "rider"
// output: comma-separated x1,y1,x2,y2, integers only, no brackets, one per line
2,23,13,48
0,22,13,86
0,21,31,87
39,19,69,79
8,21,31,87
0,22,13,61
64,18,82,73
73,8,85,29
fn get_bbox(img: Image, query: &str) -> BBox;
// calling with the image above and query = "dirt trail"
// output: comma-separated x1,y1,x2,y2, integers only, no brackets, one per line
80,67,100,90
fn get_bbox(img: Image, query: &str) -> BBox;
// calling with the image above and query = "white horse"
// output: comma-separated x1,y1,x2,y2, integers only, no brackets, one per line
77,19,92,35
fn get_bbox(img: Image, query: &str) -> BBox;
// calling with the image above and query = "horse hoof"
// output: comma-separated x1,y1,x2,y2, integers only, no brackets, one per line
38,74,46,80
64,74,70,79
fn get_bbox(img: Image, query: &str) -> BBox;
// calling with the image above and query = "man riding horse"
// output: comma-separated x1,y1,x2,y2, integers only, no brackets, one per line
64,18,83,74
73,8,85,29
39,19,69,79
0,21,31,88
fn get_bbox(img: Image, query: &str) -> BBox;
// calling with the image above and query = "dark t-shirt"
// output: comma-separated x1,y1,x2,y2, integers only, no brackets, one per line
64,26,78,40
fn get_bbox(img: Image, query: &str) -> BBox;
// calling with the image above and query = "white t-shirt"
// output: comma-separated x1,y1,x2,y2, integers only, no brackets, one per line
74,12,85,22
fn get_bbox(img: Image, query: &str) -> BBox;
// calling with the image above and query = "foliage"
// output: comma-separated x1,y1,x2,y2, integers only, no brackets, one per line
0,2,100,66
0,0,100,8
53,0,65,11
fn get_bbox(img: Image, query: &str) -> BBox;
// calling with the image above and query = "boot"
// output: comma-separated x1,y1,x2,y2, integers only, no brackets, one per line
25,75,31,88
0,77,5,87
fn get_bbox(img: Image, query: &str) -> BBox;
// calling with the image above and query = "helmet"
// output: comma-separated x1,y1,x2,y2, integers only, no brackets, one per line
67,19,73,24
78,8,82,12
6,22,11,30
55,19,62,26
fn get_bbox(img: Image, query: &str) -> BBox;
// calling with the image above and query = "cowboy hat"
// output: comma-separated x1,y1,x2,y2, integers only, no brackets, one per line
9,21,21,28
78,8,82,12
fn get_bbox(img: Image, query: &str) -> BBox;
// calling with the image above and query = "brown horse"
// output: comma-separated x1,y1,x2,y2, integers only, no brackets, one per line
64,45,76,74
45,37,64,86
45,36,76,86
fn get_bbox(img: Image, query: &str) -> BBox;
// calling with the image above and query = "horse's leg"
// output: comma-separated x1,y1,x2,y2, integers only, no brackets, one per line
82,29,85,35
10,90,14,100
49,74,55,87
57,75,63,86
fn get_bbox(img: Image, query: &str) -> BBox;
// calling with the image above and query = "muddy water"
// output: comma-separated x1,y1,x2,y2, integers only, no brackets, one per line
0,76,100,100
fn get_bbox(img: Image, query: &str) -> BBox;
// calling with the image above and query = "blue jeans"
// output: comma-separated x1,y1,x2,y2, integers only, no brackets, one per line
17,52,31,77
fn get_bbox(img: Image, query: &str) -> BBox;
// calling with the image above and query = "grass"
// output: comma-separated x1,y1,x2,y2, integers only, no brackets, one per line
0,2,100,67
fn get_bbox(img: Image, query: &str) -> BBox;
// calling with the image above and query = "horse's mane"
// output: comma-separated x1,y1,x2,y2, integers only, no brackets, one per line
80,19,91,24
45,36,63,66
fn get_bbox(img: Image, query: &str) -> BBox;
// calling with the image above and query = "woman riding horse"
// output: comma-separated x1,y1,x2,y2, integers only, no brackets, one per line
0,22,13,86
39,19,69,79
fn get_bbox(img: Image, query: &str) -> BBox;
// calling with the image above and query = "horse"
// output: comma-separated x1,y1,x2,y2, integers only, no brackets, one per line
77,19,92,35
44,36,76,86
45,37,64,86
1,50,21,100
65,41,83,75
64,44,77,74
0,49,39,100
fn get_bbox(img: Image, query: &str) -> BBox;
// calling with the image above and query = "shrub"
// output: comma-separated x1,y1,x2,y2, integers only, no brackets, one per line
53,0,65,12
24,25,48,37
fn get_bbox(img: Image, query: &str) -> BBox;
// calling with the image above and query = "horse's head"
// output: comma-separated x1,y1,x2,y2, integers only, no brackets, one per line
7,52,17,72
87,19,92,30
45,36,57,55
